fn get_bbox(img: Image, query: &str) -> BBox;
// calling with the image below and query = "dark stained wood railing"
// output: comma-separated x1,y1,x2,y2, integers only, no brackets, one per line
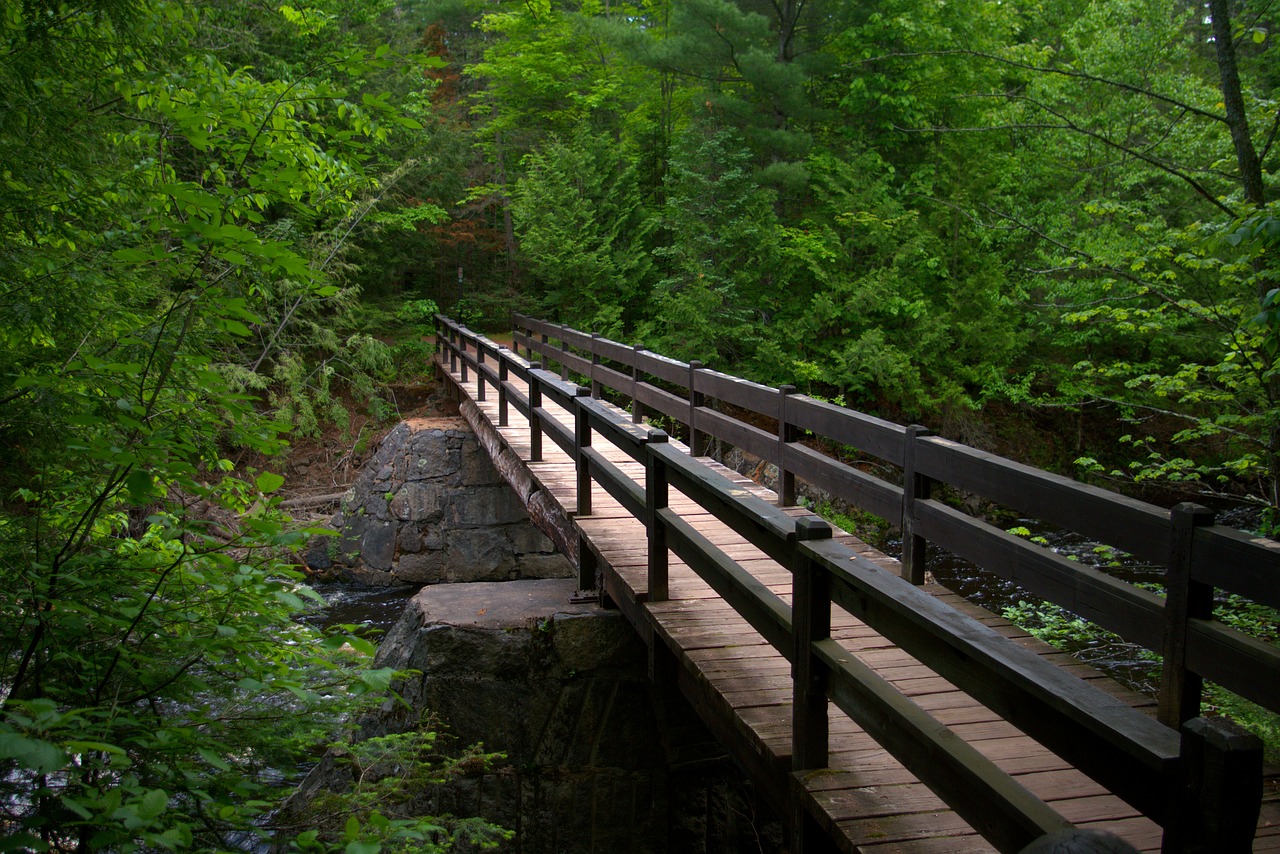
436,313,1271,852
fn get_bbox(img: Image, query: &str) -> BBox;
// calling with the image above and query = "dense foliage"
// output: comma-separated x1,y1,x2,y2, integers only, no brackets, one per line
394,0,1280,525
0,0,495,849
4,0,1280,848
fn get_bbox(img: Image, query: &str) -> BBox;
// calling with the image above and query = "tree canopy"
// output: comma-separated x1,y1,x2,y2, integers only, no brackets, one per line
4,0,1280,847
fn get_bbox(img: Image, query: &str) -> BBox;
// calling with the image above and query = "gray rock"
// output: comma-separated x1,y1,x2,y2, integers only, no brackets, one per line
445,529,516,581
391,551,445,584
360,521,396,571
288,579,783,853
306,418,577,587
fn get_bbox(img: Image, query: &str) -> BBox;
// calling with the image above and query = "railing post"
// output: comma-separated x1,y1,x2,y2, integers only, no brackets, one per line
1165,716,1262,853
497,348,510,427
590,333,602,399
792,516,834,771
574,532,600,604
901,425,931,585
631,345,644,424
777,384,798,507
448,324,458,373
459,332,469,384
646,434,670,602
475,343,486,402
574,387,593,517
1159,502,1216,728
559,327,570,381
688,360,705,456
529,363,543,463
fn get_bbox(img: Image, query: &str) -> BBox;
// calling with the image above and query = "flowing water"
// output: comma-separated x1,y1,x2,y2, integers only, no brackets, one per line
302,581,424,637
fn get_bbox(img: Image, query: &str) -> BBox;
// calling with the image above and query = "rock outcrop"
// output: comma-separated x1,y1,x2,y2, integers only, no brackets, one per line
287,579,782,853
305,418,573,585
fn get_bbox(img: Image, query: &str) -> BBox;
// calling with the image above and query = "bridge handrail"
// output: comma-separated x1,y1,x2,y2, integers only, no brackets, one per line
507,313,1280,722
438,314,1264,852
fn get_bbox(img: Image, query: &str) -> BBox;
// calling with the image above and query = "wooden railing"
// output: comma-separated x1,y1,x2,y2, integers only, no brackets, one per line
436,313,1269,852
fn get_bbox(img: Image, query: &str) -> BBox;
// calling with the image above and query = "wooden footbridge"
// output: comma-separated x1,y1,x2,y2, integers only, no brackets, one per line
434,313,1280,852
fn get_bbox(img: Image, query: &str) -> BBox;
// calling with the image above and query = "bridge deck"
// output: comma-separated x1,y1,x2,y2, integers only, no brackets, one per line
439,358,1280,853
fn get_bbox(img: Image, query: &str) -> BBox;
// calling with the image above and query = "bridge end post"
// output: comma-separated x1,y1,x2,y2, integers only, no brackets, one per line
777,384,797,507
1165,715,1263,853
901,425,931,585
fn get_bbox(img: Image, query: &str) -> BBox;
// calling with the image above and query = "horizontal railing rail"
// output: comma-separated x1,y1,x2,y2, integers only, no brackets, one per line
437,314,1265,852
508,313,1280,723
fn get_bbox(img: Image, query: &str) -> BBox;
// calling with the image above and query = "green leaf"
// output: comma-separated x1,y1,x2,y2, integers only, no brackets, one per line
255,472,285,494
139,787,168,818
125,470,155,505
0,733,66,773
345,635,377,656
197,747,230,771
358,667,397,691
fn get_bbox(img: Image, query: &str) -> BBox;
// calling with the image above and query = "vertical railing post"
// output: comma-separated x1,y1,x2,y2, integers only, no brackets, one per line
529,363,543,463
459,331,469,384
448,324,458,373
475,343,486,402
631,345,644,423
646,434,671,602
590,333,602,399
559,327,570,381
433,317,444,382
792,516,833,770
540,330,549,371
901,425,931,585
574,387,593,517
777,384,798,507
497,348,510,427
688,360,705,456
1166,716,1263,853
575,533,600,604
1159,502,1216,728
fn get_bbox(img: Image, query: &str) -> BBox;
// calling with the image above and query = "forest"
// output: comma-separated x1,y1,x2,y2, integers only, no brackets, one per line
1,0,1279,849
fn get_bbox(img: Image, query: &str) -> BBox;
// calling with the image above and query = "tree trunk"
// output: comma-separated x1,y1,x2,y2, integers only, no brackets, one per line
1209,0,1265,210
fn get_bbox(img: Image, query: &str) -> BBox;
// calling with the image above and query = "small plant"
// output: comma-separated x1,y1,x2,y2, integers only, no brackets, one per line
815,501,890,547
285,723,510,852
1003,598,1280,763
